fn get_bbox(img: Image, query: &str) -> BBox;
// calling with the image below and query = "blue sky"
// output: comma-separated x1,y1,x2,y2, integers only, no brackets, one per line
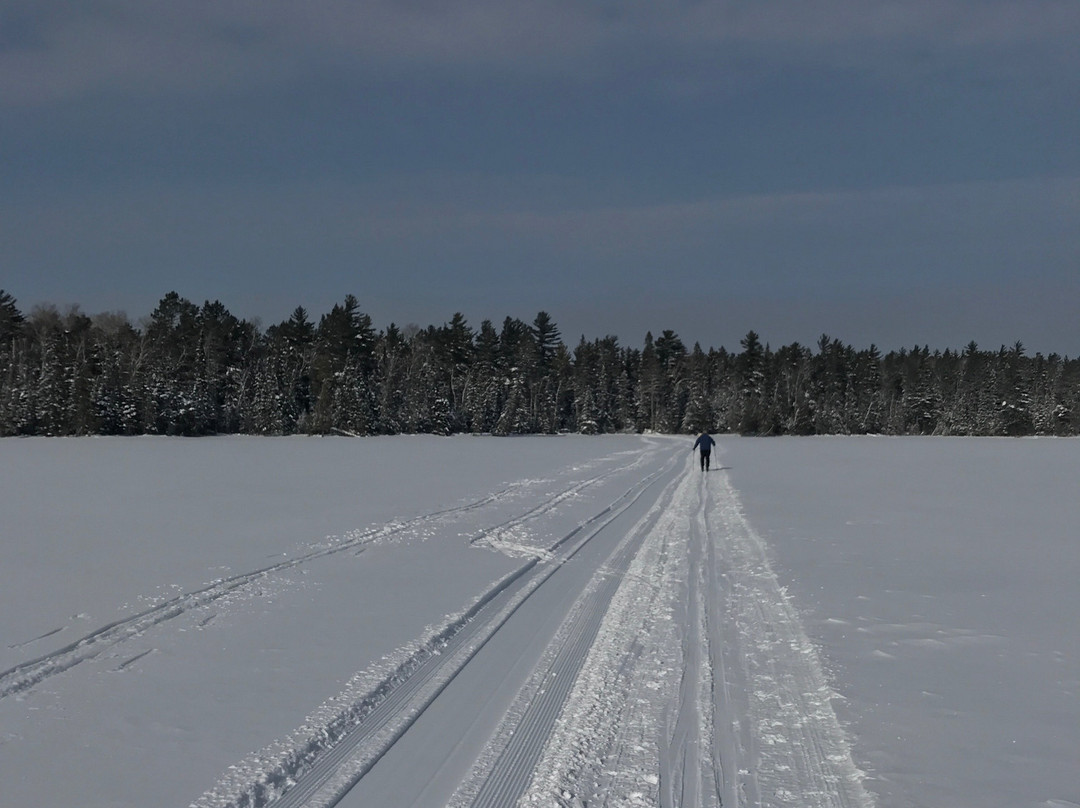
3,1,1078,353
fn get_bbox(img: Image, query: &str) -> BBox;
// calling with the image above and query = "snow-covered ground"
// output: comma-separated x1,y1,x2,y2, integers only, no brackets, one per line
718,437,1080,808
0,435,1076,808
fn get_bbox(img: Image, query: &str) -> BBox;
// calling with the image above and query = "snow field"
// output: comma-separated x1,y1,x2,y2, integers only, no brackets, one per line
0,436,675,807
719,436,1080,808
2,434,1076,808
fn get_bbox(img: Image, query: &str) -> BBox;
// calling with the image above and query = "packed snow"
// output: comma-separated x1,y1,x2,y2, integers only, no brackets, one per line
0,434,1076,808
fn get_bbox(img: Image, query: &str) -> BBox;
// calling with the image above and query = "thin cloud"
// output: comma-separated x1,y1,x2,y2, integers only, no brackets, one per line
8,172,1077,285
5,172,1078,352
2,0,1077,104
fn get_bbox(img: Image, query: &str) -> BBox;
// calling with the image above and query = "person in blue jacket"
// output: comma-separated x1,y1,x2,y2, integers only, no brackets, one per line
692,432,716,472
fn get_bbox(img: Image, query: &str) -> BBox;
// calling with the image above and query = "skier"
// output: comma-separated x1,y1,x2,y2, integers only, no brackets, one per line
692,432,716,472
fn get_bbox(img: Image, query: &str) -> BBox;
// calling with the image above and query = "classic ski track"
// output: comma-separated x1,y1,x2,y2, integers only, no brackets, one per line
449,458,688,808
652,473,721,808
703,478,741,808
0,449,656,702
502,458,874,808
661,473,707,808
492,458,700,808
468,447,654,554
464,459,684,808
192,447,680,808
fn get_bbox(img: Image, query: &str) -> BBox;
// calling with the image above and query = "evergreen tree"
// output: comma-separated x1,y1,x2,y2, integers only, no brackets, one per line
0,290,24,347
0,291,25,434
636,332,661,431
142,292,201,434
2,289,1078,439
273,306,317,432
994,342,1034,436
734,330,766,434
463,320,504,433
493,317,535,434
681,343,714,433
311,295,376,433
531,311,561,368
88,312,141,435
435,313,474,431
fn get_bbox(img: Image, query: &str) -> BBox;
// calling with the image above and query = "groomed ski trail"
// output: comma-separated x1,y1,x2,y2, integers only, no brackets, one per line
183,439,872,808
448,446,688,808
190,445,682,808
503,455,875,808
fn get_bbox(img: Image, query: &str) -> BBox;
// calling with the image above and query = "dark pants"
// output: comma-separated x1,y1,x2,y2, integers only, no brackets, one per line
700,450,711,471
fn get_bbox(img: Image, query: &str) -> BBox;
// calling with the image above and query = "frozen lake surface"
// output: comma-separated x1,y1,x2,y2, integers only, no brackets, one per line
0,435,1076,808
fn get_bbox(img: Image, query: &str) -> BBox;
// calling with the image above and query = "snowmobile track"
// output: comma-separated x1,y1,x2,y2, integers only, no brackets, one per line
0,454,651,702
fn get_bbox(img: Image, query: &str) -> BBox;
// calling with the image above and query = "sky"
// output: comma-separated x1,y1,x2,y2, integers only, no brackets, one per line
2,1,1078,355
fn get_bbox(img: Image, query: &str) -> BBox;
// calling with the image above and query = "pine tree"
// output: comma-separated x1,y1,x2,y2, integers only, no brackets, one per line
0,291,25,435
436,313,474,431
463,320,503,433
311,295,376,433
994,342,1034,436
493,317,534,434
636,332,661,431
142,292,201,434
735,330,766,434
681,343,713,433
531,311,561,368
0,290,24,347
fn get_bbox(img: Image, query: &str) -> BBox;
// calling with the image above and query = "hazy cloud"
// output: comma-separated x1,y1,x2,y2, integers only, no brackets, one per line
7,172,1076,306
3,1,1077,353
3,0,1077,104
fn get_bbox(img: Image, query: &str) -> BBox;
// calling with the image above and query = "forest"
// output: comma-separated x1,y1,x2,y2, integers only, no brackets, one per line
1,289,1077,438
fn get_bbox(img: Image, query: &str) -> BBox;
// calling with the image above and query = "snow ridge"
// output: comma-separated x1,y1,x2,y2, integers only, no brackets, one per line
191,561,540,808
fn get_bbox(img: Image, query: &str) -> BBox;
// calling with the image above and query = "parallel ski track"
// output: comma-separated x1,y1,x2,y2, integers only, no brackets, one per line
0,451,655,702
658,470,738,808
467,450,653,552
702,477,742,808
463,460,726,808
198,447,681,808
466,461,686,808
464,459,873,808
660,473,710,808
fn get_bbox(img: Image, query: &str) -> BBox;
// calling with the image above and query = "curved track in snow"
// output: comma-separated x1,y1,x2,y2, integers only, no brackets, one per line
0,450,652,703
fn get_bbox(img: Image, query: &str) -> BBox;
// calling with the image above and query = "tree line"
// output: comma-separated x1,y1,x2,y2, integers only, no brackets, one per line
1,289,1077,438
